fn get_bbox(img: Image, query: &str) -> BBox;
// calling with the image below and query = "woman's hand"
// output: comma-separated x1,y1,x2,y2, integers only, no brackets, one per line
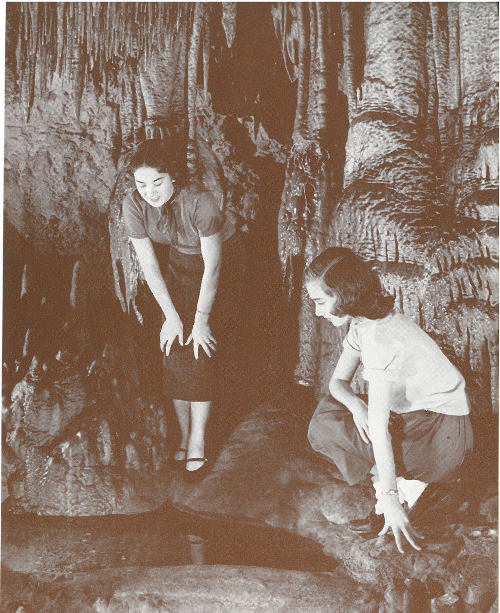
160,310,184,356
186,314,217,359
378,495,424,554
350,398,370,443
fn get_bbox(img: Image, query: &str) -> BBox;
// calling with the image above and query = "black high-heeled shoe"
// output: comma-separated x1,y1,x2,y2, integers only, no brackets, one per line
184,457,209,483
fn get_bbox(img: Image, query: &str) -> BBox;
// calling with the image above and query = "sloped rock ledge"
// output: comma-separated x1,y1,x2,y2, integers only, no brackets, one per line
2,565,377,613
166,393,498,607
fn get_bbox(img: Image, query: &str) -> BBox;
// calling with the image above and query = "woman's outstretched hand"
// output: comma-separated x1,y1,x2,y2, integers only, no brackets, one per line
160,310,184,356
378,495,424,554
186,317,217,359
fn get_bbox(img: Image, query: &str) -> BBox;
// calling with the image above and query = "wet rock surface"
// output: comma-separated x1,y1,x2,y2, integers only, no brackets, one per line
167,392,498,605
2,565,377,613
3,390,497,610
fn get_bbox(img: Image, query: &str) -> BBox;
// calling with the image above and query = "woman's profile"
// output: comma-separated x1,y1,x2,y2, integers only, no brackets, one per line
306,247,473,553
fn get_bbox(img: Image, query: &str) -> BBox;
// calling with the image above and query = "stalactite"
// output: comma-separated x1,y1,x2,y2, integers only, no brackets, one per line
314,3,329,138
59,3,68,81
341,3,357,120
108,103,122,166
202,16,210,102
293,3,310,139
134,71,146,143
271,3,298,83
15,4,24,86
14,3,190,129
430,4,449,112
187,3,204,178
119,61,136,147
70,42,85,121
221,3,237,48
306,3,318,132
37,4,47,99
69,261,83,312
20,3,38,122
448,3,461,110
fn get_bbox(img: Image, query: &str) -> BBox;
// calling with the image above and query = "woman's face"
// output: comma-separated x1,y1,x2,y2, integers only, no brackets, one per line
133,165,174,207
306,279,352,327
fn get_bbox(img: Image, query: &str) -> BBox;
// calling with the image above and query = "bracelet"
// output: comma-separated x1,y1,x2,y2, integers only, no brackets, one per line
379,489,399,497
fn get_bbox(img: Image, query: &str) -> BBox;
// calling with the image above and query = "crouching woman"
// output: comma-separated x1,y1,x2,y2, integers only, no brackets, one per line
306,247,473,553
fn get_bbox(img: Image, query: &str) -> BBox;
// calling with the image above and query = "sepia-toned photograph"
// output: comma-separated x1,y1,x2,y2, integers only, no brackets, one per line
2,2,498,611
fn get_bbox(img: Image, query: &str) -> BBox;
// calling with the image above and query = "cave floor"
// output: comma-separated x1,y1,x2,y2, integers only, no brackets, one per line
2,390,498,612
165,390,498,610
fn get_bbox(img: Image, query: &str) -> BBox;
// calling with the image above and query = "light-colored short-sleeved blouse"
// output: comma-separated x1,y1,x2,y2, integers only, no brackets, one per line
343,313,470,416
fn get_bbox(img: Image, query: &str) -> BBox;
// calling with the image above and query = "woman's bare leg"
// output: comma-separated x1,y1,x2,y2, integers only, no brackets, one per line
172,399,190,460
186,400,211,471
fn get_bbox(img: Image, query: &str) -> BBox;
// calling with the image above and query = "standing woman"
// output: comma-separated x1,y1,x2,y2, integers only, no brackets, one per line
122,138,245,480
306,247,473,553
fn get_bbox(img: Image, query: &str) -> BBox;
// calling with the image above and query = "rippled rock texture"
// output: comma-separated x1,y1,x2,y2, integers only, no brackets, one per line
167,393,497,609
2,565,377,613
2,3,498,607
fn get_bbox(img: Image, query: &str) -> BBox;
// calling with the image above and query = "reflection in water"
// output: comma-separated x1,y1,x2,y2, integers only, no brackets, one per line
2,504,335,578
186,534,206,565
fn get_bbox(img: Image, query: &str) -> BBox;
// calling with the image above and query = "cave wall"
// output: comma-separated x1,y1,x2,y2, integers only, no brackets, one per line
2,3,498,516
285,3,498,418
2,2,291,514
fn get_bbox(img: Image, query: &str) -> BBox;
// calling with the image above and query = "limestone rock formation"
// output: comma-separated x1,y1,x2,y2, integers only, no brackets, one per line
2,566,377,613
2,2,498,603
166,393,497,600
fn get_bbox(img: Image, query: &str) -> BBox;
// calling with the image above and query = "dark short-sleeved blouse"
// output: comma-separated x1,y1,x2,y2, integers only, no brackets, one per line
122,184,235,255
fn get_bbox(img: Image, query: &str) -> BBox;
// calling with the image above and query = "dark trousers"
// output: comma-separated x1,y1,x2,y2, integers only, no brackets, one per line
307,394,473,486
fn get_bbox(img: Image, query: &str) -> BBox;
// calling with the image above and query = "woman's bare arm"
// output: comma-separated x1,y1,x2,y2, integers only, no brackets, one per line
186,232,222,359
368,377,422,553
197,233,222,315
329,347,370,442
130,237,183,354
130,237,176,316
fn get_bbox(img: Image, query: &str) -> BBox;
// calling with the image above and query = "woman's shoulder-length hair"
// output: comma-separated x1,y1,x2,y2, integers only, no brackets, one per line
127,138,187,186
305,247,395,320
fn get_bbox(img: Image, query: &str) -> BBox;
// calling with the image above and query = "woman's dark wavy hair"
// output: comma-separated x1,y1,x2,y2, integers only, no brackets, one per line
128,138,186,186
305,247,394,320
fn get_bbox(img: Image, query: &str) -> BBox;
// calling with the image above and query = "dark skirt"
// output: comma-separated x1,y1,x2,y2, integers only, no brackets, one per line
308,394,474,486
162,232,246,401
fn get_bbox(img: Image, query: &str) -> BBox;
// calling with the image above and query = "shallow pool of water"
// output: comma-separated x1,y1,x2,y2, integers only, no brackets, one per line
2,503,336,579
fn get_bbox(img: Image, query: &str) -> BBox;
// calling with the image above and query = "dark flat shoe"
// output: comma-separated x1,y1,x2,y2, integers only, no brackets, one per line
184,457,210,483
409,481,461,527
168,447,187,468
348,509,384,537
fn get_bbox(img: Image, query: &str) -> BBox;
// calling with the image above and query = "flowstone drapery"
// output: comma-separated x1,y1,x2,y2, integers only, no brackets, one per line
3,3,498,604
324,3,498,415
275,3,498,414
3,2,498,521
